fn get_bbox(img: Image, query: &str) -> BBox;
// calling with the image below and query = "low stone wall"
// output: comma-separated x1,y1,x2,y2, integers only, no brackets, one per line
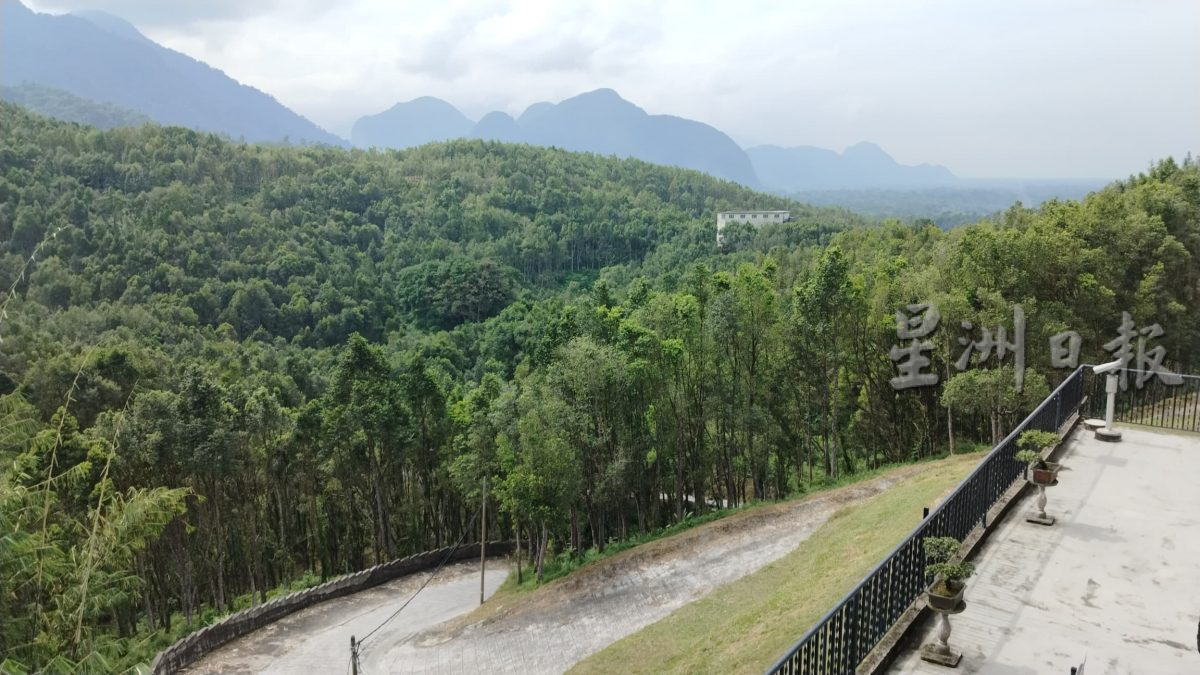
150,540,514,674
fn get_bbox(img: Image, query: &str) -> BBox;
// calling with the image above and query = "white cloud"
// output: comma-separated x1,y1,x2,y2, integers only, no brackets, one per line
29,0,328,27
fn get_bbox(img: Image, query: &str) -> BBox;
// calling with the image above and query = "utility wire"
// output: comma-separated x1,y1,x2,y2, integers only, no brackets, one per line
357,507,482,651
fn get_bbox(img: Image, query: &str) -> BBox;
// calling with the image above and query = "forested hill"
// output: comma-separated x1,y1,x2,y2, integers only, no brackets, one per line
0,82,152,130
3,101,1198,672
0,102,854,347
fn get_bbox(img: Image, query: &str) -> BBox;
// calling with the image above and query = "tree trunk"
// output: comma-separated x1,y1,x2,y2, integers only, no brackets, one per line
137,557,157,632
945,334,956,454
535,521,549,583
515,520,523,585
570,506,581,552
830,363,840,480
674,435,685,521
213,491,227,612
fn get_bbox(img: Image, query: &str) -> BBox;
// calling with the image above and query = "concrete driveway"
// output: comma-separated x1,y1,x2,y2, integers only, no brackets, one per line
184,560,506,674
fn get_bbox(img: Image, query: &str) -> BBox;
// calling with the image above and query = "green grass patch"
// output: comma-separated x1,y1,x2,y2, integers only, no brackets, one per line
570,450,986,675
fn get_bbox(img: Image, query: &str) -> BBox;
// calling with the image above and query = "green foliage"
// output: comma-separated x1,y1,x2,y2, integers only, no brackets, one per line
941,368,1050,445
923,536,975,587
1014,449,1041,466
1,102,1197,670
1018,430,1059,454
0,391,188,671
396,257,518,328
1015,429,1059,468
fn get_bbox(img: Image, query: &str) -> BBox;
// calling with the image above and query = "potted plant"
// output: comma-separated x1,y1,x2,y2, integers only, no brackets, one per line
1016,430,1061,485
924,536,974,611
1017,429,1062,525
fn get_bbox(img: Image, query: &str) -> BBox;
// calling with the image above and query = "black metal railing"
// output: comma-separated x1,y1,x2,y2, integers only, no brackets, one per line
1083,369,1200,433
766,366,1087,675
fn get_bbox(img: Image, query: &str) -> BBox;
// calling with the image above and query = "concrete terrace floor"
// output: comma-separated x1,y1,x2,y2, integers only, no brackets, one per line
888,424,1200,675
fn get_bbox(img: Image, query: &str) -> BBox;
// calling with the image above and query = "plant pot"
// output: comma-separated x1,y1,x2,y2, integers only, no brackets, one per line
1030,462,1060,486
926,580,965,611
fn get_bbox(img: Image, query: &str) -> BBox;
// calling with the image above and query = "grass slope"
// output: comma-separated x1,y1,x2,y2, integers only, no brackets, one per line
570,450,985,674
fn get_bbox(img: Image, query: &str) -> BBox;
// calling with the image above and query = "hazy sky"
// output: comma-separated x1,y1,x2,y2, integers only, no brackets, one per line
27,0,1200,178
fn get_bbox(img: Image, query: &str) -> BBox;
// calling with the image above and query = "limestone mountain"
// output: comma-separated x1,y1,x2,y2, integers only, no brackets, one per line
746,141,957,190
0,0,344,146
351,96,475,149
470,111,523,143
353,89,760,186
503,89,759,186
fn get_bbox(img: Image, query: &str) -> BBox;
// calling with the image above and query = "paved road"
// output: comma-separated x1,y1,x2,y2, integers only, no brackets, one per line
186,468,920,674
385,470,920,674
184,561,506,674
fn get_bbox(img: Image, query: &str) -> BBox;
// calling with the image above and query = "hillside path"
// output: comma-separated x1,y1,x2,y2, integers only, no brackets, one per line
185,465,925,674
386,466,925,674
183,561,505,674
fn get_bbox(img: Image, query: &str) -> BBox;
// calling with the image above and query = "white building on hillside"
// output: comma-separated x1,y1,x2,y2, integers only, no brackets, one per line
716,210,790,248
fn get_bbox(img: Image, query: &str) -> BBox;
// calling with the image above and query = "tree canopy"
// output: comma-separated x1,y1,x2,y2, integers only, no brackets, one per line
1,101,1197,672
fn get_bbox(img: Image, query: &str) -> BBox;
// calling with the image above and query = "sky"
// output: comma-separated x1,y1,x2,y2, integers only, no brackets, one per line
25,0,1200,178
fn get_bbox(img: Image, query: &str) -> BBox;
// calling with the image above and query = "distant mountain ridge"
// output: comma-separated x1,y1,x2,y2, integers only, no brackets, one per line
352,96,474,149
747,142,957,190
0,0,344,146
351,89,760,186
351,92,962,190
1,0,962,188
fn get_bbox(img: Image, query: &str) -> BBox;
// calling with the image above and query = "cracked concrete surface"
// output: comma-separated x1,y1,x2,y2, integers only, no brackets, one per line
889,425,1200,675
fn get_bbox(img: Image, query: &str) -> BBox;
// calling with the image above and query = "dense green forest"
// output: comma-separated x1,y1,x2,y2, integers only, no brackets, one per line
0,83,153,132
1,102,1197,672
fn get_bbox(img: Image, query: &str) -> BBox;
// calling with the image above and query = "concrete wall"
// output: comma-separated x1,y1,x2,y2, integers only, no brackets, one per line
150,541,514,674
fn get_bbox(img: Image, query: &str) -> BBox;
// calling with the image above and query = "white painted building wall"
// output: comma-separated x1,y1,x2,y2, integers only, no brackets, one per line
716,210,790,247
